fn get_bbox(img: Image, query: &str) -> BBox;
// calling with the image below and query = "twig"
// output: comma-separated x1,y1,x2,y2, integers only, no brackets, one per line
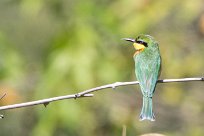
0,77,203,111
0,93,6,100
0,93,6,119
122,125,127,136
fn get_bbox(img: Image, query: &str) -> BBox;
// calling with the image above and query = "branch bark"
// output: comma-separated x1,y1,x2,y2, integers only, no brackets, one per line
0,77,203,111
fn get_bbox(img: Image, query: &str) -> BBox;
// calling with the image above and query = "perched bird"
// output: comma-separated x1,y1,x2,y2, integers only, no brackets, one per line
123,34,161,121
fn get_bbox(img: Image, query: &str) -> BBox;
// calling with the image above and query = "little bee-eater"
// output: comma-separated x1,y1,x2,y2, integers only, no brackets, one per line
123,34,161,121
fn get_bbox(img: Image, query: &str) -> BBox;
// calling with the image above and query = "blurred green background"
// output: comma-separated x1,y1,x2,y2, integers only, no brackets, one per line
0,0,204,136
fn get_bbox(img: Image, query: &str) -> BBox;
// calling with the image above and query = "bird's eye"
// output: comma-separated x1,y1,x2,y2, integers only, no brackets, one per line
136,40,148,47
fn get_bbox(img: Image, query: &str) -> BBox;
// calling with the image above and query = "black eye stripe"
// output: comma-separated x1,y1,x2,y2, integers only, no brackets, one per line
136,40,148,47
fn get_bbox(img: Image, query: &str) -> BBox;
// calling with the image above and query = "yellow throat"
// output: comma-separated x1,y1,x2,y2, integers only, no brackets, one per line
133,43,145,51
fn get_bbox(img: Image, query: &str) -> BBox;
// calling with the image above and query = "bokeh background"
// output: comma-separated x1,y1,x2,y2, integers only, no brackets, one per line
0,0,204,136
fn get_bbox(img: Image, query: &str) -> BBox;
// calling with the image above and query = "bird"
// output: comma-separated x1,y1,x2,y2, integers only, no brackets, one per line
123,34,161,121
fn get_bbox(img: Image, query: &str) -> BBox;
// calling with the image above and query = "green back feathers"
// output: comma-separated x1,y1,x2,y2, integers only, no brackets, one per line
134,35,161,97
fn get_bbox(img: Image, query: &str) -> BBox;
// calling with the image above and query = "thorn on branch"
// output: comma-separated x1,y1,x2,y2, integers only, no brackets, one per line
43,102,50,107
74,94,80,99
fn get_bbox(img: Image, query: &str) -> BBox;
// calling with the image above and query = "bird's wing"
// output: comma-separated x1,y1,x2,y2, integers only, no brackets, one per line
135,56,161,97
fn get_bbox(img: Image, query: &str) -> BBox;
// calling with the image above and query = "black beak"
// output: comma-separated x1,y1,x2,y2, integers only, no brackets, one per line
122,38,135,42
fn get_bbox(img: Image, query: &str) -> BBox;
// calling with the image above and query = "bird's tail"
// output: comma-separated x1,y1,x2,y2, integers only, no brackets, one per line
139,97,155,121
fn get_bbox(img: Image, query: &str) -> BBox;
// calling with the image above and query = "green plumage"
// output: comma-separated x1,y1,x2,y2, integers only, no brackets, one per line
134,35,161,121
123,34,161,121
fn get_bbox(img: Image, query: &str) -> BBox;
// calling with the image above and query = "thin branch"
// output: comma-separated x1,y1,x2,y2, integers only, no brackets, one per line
122,125,127,136
76,77,204,96
0,93,6,118
0,77,203,111
0,93,6,100
0,94,94,111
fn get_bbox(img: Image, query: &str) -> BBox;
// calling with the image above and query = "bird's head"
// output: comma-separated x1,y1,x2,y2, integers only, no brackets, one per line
123,34,156,55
